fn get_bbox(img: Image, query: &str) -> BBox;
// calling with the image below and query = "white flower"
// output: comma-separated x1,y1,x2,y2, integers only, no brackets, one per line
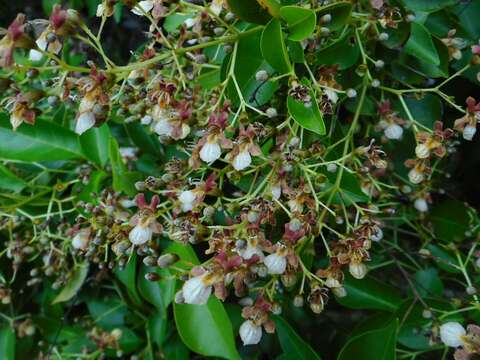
131,0,154,15
210,0,224,16
72,231,89,250
79,96,95,114
182,275,212,305
384,123,403,140
179,190,196,212
184,17,197,28
349,262,367,279
287,199,303,213
408,168,424,184
232,150,251,171
29,49,43,61
240,243,264,261
415,144,430,159
239,320,262,346
370,226,383,242
264,253,287,275
200,141,221,164
271,185,281,200
414,198,428,212
154,118,173,137
463,125,477,141
35,36,48,52
129,223,153,245
75,112,95,135
440,322,466,347
96,4,105,17
324,88,339,104
332,286,347,298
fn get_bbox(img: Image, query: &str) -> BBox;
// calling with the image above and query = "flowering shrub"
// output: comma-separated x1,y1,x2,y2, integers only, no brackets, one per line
1,0,480,358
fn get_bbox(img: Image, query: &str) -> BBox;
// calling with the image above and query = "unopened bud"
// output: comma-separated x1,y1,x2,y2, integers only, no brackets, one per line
157,253,178,268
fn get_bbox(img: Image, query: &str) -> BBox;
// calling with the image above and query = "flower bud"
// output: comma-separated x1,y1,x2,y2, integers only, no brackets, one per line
145,272,161,281
239,320,262,346
414,198,428,212
72,231,89,250
157,253,178,268
346,88,357,98
378,32,389,41
440,322,466,347
266,107,277,118
129,223,153,245
293,295,304,307
320,14,332,24
143,256,157,267
179,190,196,212
408,168,424,184
255,70,269,82
327,163,338,173
332,286,347,298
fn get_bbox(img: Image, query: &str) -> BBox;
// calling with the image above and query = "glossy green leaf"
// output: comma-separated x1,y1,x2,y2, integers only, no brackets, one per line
226,0,271,24
109,138,140,196
174,298,241,360
336,275,402,312
125,122,160,156
316,2,352,31
0,327,15,360
0,114,84,161
280,6,316,41
226,30,278,106
430,200,470,243
164,13,193,33
400,0,456,12
172,243,240,360
287,93,325,135
400,93,443,130
425,244,461,273
275,316,321,360
337,318,398,360
261,18,292,74
115,253,143,306
411,268,444,298
316,33,359,70
87,297,128,329
257,0,282,18
0,164,26,192
138,266,176,311
80,124,110,167
52,263,89,304
405,23,439,66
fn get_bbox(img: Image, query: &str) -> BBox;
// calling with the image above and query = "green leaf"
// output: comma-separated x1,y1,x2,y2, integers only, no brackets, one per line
174,298,241,360
261,18,292,74
316,32,359,70
405,23,440,66
0,114,84,161
171,243,240,360
80,124,110,167
226,29,278,107
197,69,221,90
0,165,27,192
280,6,316,41
87,297,128,329
411,268,444,297
42,0,60,15
257,0,282,18
115,253,143,306
400,93,443,130
52,264,89,304
0,327,15,360
336,275,402,312
138,266,176,311
287,93,326,135
400,0,456,12
275,316,321,360
337,318,398,360
125,123,160,156
456,0,480,40
164,13,193,33
316,2,352,31
430,200,470,243
425,244,461,273
109,138,140,196
226,0,271,24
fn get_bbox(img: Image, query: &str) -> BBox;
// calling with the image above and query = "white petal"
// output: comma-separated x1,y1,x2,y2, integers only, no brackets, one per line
232,151,251,171
414,198,428,212
408,169,424,184
264,253,287,275
271,185,281,200
440,322,466,347
36,36,48,51
349,262,367,279
131,0,154,15
129,224,153,245
72,232,89,250
184,18,197,28
154,118,173,136
324,88,338,104
463,125,477,141
179,190,196,205
240,245,264,260
210,0,223,16
384,123,403,140
415,144,430,159
239,320,262,346
199,142,221,164
29,49,44,61
182,276,212,304
75,112,96,135
96,4,105,17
